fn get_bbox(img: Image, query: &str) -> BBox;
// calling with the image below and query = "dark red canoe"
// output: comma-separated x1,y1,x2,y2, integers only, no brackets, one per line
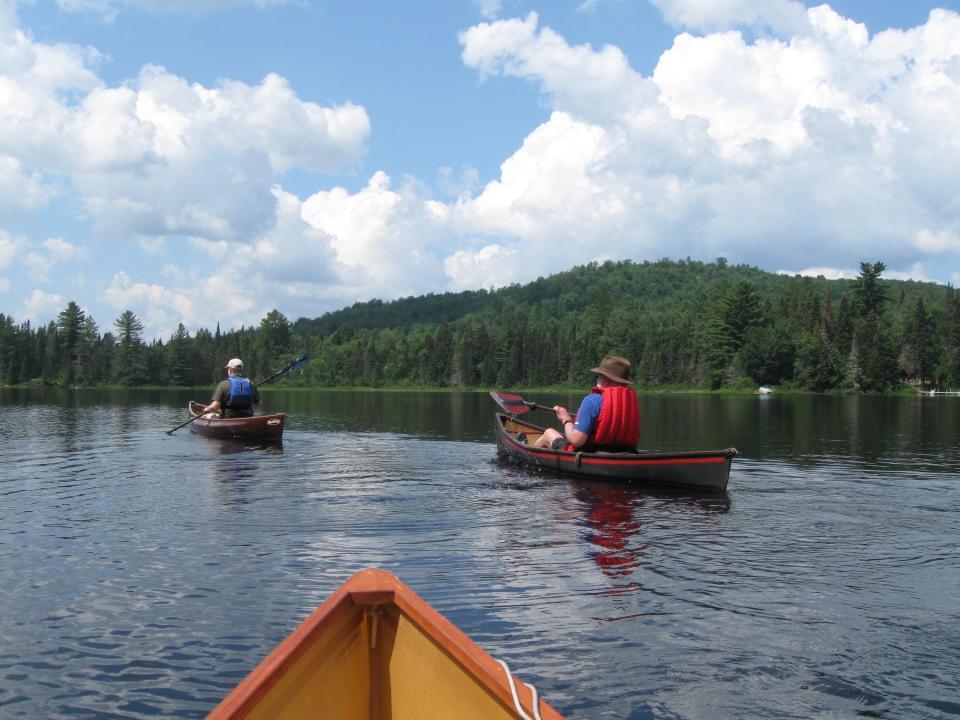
495,412,735,491
188,401,284,442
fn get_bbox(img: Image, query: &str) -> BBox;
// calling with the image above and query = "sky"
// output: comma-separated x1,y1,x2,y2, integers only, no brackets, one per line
1,0,959,340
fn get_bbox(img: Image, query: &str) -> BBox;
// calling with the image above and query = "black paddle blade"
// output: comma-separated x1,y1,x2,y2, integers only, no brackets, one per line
489,391,531,414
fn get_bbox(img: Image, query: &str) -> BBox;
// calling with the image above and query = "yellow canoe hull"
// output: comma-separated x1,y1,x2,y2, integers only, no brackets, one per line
207,568,563,720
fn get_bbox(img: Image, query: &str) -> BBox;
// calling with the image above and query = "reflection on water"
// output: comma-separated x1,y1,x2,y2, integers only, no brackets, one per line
577,483,646,577
1,388,958,719
574,482,731,580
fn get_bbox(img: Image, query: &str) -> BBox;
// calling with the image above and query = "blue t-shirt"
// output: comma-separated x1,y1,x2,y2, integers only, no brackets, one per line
573,392,602,435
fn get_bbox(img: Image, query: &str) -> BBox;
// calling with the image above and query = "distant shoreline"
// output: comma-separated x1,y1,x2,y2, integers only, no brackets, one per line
0,383,929,396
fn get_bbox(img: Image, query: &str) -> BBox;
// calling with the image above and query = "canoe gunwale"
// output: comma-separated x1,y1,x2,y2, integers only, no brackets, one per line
206,567,562,720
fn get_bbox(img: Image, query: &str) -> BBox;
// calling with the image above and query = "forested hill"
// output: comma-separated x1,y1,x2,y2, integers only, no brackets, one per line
294,257,942,337
2,258,959,392
294,259,780,337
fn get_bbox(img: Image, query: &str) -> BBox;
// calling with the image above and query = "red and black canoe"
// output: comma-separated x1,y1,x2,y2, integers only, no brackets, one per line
495,412,735,491
188,401,284,443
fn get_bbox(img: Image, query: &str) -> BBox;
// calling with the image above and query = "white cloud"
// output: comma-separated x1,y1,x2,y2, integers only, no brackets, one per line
43,237,87,263
885,263,931,282
0,25,371,244
21,288,65,323
69,67,369,241
650,0,810,35
22,237,87,282
301,171,450,298
0,156,53,213
99,187,375,338
450,8,960,288
444,243,518,290
0,278,8,293
776,266,857,280
473,0,501,20
460,13,651,124
915,228,960,253
783,262,931,283
103,270,199,338
0,229,24,269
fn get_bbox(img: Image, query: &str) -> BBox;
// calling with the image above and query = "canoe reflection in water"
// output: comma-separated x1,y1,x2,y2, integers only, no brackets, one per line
575,483,730,579
577,484,646,577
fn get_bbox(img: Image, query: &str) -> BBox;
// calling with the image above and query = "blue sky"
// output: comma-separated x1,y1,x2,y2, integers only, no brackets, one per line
1,0,959,340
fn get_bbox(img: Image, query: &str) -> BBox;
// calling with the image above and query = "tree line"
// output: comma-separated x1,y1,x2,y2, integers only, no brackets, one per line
2,258,959,393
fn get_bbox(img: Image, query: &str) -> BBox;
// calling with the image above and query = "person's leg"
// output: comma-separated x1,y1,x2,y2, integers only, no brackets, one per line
534,427,563,448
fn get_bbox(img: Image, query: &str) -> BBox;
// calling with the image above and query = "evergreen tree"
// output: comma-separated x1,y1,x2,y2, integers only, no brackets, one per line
167,323,194,386
41,321,58,385
113,310,145,386
722,280,764,350
852,261,887,319
55,301,85,384
79,315,101,385
899,296,938,385
0,314,14,384
257,310,292,374
849,262,899,392
794,321,842,391
938,286,960,387
741,320,796,386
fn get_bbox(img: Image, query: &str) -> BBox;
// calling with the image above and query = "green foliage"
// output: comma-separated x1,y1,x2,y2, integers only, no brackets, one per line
113,310,146,386
56,301,85,385
5,259,956,393
898,297,938,384
937,286,960,387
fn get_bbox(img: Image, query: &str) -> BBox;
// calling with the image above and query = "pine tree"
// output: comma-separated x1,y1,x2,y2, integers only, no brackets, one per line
850,262,899,392
899,296,938,385
167,323,194,386
113,310,145,386
938,286,960,387
55,301,85,385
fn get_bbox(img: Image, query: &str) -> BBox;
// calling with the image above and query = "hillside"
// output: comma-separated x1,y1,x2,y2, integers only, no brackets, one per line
3,258,958,392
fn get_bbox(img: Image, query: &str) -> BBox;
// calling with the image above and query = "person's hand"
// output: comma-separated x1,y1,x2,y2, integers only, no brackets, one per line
553,405,573,424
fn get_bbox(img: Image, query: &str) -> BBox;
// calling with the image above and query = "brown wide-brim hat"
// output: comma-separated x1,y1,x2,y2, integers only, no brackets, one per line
591,355,633,385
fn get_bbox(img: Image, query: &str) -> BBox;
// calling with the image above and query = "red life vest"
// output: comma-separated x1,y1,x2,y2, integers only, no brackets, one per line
566,385,640,452
590,385,640,448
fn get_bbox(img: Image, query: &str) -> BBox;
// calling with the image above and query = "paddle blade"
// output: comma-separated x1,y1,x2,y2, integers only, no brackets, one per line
489,391,531,415
288,353,309,371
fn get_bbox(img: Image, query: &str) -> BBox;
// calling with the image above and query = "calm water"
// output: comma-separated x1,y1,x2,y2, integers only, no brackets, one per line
1,389,958,719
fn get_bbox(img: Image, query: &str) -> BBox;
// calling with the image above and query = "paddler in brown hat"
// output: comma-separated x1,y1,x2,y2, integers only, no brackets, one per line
533,355,640,453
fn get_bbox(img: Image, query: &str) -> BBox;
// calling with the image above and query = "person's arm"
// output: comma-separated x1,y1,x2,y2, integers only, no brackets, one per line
203,382,226,414
553,406,589,448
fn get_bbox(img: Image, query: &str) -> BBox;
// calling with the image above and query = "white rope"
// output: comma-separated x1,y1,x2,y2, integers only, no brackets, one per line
496,659,541,720
525,681,542,720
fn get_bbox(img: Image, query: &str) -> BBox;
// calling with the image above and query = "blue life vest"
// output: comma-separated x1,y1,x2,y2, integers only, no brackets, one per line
227,376,253,409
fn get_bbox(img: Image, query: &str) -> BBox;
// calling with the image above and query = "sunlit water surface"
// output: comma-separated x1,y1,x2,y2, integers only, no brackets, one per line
1,389,958,719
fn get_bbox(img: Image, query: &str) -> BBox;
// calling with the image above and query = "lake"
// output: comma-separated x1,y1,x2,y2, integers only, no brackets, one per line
1,389,958,719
